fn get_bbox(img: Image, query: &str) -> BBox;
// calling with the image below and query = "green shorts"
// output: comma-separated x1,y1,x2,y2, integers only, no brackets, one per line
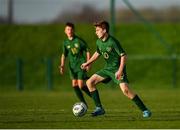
96,68,129,85
69,68,88,80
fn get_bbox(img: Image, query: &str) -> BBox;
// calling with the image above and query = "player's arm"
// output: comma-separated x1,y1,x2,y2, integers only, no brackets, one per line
81,51,100,70
59,54,66,75
59,41,68,75
115,54,127,80
85,51,91,71
86,51,91,61
112,41,126,80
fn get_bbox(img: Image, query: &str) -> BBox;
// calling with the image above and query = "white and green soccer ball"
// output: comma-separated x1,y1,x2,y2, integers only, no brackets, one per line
72,102,87,117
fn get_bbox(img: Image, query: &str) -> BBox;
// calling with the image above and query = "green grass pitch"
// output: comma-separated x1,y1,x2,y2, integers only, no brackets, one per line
0,88,180,128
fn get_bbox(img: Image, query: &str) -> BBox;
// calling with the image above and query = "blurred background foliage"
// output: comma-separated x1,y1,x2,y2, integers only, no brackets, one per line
0,0,180,91
0,23,179,91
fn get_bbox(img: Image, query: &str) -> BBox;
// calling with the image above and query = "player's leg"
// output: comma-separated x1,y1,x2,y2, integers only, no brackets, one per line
119,83,151,118
86,74,106,116
70,69,87,104
119,83,135,99
78,80,91,97
72,79,87,105
77,71,91,97
108,67,151,118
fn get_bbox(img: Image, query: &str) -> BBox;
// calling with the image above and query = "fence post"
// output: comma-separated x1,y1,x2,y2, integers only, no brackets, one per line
46,58,53,90
110,0,115,36
16,58,23,91
172,54,177,88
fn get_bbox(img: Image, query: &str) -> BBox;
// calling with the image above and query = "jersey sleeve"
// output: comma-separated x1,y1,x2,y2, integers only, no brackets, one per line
78,37,89,52
113,40,126,57
81,40,89,52
62,41,68,57
96,41,101,55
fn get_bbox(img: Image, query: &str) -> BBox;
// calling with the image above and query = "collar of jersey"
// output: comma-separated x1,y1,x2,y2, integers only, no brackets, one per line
101,35,110,43
67,35,76,41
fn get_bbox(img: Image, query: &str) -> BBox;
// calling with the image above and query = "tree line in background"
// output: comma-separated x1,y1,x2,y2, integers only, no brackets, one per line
0,4,180,24
53,5,180,23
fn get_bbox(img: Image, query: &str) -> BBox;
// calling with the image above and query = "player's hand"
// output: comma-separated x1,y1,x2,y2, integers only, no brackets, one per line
59,66,64,75
115,70,122,80
85,65,91,72
81,63,88,70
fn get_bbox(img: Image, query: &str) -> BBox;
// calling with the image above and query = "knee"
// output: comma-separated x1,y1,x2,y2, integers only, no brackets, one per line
78,85,83,89
86,78,96,86
86,79,92,86
121,87,135,99
77,82,84,89
72,82,78,87
122,88,128,95
121,87,131,97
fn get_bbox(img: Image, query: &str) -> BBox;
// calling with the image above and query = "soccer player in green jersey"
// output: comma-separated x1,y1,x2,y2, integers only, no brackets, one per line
59,22,91,106
81,20,151,117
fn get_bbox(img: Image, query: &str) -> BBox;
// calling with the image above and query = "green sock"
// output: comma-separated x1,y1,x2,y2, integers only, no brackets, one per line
91,90,102,107
132,95,147,111
81,85,91,97
73,86,86,104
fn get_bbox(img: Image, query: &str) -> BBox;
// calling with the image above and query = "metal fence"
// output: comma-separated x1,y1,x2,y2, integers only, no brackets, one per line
0,55,179,91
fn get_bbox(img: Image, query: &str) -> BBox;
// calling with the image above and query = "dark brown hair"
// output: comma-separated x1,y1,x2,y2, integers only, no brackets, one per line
94,20,109,33
65,22,75,29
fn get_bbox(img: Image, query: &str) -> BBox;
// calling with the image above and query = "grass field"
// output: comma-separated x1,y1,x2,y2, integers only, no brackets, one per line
0,23,180,128
0,88,180,129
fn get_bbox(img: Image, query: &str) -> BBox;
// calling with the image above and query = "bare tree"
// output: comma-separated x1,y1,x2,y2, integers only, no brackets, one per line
8,0,14,24
53,4,107,23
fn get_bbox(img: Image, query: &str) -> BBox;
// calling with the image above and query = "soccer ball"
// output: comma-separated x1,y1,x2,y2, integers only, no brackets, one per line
72,102,87,117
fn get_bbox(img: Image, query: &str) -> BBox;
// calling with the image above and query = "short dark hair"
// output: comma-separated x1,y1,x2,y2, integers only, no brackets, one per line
65,22,74,29
94,20,109,33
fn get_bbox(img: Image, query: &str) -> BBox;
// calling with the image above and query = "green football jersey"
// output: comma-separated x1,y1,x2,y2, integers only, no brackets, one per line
62,35,89,71
96,35,126,70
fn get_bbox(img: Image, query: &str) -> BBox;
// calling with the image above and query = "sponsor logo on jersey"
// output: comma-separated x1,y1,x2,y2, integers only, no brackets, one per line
74,43,79,48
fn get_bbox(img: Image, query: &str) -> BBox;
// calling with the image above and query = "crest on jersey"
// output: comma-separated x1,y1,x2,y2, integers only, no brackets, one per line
67,45,71,49
74,43,79,48
106,47,112,52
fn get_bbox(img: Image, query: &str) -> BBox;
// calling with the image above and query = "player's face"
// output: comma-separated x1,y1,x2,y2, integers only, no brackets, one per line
65,26,74,38
95,26,106,39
